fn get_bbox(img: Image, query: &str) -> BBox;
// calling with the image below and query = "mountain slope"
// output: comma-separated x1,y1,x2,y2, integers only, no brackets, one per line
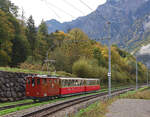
46,0,150,52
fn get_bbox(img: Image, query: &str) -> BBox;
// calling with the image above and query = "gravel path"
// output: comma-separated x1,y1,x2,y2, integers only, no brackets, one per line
106,99,150,117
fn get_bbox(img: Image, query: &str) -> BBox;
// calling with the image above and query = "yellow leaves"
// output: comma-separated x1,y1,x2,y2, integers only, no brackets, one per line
0,50,11,65
61,28,93,59
53,30,67,38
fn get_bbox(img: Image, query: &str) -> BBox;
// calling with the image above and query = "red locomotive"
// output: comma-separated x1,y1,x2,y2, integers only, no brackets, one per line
26,75,100,101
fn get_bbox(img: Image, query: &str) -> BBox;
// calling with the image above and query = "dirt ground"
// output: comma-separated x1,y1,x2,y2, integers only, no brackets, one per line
106,99,150,117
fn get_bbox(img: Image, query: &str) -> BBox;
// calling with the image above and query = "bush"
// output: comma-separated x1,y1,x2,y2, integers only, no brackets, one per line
19,62,42,71
72,58,93,78
56,71,76,77
72,58,107,80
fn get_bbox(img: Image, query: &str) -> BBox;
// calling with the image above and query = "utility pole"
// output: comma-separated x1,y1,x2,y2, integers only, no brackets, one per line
107,21,111,97
147,68,149,87
136,57,138,90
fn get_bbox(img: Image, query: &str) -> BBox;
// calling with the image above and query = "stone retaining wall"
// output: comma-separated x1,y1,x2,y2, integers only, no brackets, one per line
0,71,32,102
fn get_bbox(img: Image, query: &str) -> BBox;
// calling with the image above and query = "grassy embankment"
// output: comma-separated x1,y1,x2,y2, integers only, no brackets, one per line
0,67,75,77
74,86,150,117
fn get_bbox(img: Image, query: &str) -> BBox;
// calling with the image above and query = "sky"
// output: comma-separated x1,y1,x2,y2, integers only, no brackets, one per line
10,0,106,26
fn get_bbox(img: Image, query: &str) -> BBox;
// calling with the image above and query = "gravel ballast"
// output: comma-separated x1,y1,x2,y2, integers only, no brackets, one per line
106,99,150,117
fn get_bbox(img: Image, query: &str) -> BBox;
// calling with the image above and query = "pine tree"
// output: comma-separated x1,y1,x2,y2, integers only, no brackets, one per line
26,15,37,61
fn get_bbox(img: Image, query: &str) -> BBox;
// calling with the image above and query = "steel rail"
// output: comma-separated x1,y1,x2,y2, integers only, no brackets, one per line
21,87,133,117
0,102,34,111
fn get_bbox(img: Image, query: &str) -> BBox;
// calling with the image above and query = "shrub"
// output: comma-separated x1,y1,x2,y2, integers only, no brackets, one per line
56,71,76,77
19,62,42,71
72,58,93,78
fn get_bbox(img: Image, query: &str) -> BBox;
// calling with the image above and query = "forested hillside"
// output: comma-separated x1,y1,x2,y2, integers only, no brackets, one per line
0,0,148,84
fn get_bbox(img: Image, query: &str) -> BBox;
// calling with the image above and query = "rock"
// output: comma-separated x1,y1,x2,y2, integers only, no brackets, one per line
6,83,10,88
5,79,9,83
0,78,5,84
8,98,14,102
1,85,6,91
17,92,23,97
6,91,11,98
12,91,17,98
10,82,14,87
6,88,11,91
0,98,8,102
0,92,4,97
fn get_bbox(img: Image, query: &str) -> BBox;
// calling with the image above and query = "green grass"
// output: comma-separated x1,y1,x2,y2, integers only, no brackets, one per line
0,97,67,116
0,99,33,108
119,86,149,98
0,67,76,77
0,67,51,75
119,86,150,99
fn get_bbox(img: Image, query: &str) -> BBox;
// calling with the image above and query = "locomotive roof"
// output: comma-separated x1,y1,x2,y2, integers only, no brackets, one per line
26,75,59,78
59,77,99,80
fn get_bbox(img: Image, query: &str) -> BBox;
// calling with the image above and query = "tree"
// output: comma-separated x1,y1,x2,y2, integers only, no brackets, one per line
36,20,49,62
26,15,37,61
38,20,48,36
93,47,106,67
0,9,14,66
51,28,92,73
10,17,30,66
63,28,92,59
0,0,18,16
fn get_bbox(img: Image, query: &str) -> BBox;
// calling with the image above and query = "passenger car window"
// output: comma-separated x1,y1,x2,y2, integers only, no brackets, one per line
62,80,65,87
65,80,68,87
49,79,52,84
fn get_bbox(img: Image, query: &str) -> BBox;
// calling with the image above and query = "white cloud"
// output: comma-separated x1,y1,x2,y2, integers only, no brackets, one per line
10,0,106,26
139,44,150,55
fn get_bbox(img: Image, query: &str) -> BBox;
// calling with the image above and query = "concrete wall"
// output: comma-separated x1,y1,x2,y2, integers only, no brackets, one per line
0,71,31,102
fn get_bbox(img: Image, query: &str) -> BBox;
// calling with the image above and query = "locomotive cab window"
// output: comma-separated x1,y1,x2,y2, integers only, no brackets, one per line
54,79,57,84
27,78,30,84
42,79,47,85
49,79,52,84
37,79,40,85
32,79,35,87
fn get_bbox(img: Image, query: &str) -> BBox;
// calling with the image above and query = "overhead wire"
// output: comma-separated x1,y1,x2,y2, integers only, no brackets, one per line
78,0,108,41
63,0,85,15
44,0,75,18
43,0,61,19
79,0,93,11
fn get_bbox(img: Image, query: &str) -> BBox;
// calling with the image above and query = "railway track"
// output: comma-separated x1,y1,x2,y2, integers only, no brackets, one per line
0,86,127,112
2,87,134,117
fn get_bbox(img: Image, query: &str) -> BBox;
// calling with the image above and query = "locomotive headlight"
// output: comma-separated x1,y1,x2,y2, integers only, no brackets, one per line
27,92,29,94
44,93,47,96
